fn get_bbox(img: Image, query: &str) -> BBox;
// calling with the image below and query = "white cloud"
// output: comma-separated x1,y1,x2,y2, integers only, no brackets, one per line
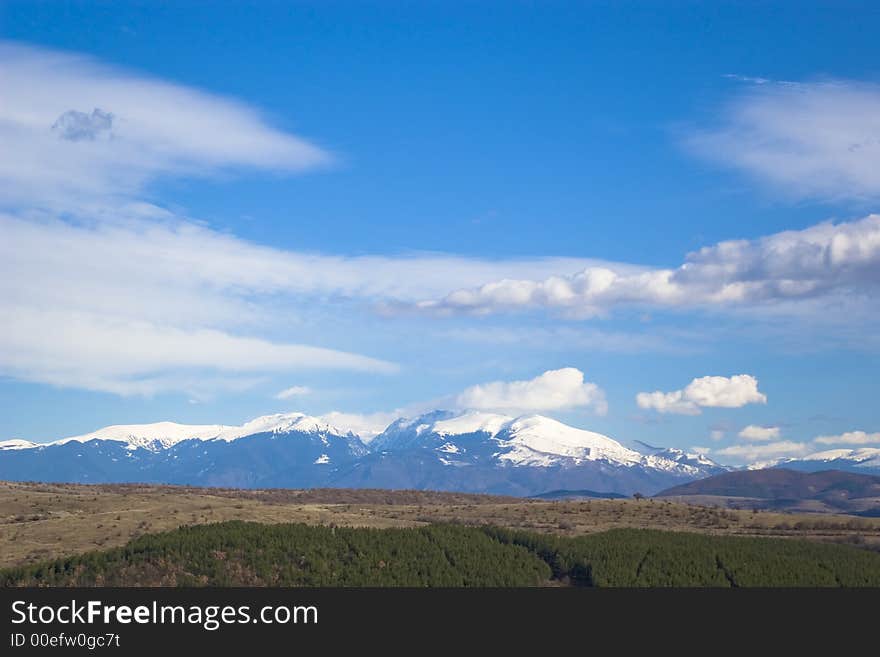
274,386,312,400
0,42,331,210
320,411,399,441
441,325,698,354
709,430,726,441
408,214,880,318
0,209,611,395
814,430,880,446
453,368,608,415
636,374,766,415
635,390,701,416
0,43,609,398
690,446,713,455
738,425,781,441
688,78,880,201
715,441,809,463
0,307,395,397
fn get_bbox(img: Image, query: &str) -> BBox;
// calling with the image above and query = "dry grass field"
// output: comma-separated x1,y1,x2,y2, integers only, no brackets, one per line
2,480,880,569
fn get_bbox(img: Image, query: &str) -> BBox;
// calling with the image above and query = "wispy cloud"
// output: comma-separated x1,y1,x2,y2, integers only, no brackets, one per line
636,375,766,416
440,325,703,355
0,42,331,211
688,78,880,201
0,307,395,396
1,43,608,398
714,440,809,463
274,386,312,400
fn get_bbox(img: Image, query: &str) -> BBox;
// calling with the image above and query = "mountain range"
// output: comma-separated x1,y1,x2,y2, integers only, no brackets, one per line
758,449,880,476
0,410,726,495
4,410,878,496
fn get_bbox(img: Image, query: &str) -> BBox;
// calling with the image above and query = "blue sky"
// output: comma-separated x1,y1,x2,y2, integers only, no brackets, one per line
1,2,879,463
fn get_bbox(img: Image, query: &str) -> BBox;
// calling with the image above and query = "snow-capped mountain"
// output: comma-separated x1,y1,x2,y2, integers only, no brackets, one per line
760,448,880,476
0,413,367,488
0,410,727,495
334,410,728,494
1,413,364,453
52,422,234,451
632,440,727,476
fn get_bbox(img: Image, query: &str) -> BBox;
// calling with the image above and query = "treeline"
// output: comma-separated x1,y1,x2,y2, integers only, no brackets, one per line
4,521,880,587
0,522,550,587
484,527,880,586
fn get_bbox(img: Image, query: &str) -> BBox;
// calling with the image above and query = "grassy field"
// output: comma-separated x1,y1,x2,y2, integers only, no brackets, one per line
2,480,880,570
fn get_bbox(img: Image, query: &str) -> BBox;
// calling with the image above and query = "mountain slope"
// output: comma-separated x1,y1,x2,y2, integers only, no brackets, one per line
332,411,726,495
656,468,880,514
0,410,726,495
766,449,880,476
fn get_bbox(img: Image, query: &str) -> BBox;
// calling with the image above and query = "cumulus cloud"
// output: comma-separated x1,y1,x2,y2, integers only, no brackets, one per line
688,78,880,200
454,368,608,415
636,375,766,415
814,430,880,446
715,441,809,463
274,386,312,400
408,214,880,318
52,108,114,141
738,425,781,441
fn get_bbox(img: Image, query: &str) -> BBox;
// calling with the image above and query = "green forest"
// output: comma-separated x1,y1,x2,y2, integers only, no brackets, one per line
4,521,880,587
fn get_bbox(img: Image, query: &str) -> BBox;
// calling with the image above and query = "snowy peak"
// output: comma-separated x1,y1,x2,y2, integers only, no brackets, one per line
369,409,714,474
767,447,880,472
801,447,880,464
632,441,724,471
214,413,361,442
431,411,513,438
498,415,643,467
55,422,233,451
0,439,37,451
0,408,729,495
15,413,367,453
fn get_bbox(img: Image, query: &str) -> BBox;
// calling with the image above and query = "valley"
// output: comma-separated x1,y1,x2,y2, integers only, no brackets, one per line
2,480,879,571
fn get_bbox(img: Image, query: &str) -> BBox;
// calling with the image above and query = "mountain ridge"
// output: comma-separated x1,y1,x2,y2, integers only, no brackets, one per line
0,409,726,495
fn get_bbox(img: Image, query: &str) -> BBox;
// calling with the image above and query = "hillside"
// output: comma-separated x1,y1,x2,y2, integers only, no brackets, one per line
0,410,726,496
530,489,628,500
656,469,880,514
4,521,880,587
4,481,879,570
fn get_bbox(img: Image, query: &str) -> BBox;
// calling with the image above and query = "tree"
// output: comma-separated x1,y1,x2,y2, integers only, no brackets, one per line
632,492,645,501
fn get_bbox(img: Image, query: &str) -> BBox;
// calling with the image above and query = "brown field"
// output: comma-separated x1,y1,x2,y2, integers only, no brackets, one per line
2,480,880,569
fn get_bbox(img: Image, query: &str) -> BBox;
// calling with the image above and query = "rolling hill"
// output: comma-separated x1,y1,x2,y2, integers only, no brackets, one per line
656,468,880,514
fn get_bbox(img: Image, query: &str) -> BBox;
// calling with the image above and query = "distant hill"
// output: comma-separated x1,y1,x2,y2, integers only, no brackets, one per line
530,489,627,500
5,521,880,587
655,469,880,514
